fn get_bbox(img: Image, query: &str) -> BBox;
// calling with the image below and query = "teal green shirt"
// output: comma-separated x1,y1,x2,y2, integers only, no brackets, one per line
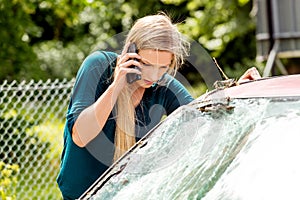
57,51,194,199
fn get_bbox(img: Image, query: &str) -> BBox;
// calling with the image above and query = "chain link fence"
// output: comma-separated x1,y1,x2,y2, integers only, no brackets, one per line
0,79,75,199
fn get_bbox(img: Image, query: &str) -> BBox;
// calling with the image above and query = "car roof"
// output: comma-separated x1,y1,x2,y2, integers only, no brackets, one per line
202,74,300,100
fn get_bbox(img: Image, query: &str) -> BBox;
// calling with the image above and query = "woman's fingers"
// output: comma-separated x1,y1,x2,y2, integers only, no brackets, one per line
117,64,141,74
117,58,141,69
114,44,142,88
114,55,142,86
117,53,141,67
238,67,261,83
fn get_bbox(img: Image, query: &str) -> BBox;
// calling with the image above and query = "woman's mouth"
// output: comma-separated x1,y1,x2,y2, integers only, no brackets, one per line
144,79,154,85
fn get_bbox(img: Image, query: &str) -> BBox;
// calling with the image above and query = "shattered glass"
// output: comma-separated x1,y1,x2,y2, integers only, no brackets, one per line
81,97,300,200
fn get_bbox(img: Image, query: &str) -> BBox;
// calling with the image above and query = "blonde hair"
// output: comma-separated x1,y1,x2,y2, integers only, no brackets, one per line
113,13,190,161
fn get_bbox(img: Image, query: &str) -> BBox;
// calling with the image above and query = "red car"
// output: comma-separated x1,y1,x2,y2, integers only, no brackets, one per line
80,74,300,200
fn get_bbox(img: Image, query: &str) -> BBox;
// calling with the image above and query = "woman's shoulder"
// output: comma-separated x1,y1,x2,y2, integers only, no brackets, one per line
158,74,194,103
162,74,185,89
83,51,118,68
77,51,117,75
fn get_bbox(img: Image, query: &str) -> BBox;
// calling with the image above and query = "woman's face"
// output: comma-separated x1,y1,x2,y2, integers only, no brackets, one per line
135,49,173,88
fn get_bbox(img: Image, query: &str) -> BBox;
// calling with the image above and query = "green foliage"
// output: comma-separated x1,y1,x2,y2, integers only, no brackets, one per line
0,0,258,85
15,115,64,199
0,107,50,167
0,102,62,199
0,161,19,200
178,0,257,74
0,0,40,81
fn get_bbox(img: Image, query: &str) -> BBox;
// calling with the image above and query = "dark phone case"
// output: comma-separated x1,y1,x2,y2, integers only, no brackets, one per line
126,43,141,84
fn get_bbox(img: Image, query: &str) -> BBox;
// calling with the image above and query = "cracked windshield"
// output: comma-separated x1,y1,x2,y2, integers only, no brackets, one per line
82,97,300,200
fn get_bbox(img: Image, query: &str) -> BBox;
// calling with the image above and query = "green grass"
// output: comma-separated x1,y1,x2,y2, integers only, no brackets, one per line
15,114,64,200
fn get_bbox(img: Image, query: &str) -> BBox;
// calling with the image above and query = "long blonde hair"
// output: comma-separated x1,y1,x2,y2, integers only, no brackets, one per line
113,13,190,161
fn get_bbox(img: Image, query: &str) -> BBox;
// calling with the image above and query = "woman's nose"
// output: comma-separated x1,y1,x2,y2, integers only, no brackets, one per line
148,67,160,82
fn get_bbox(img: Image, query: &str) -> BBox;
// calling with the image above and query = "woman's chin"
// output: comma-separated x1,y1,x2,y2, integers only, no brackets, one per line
136,79,154,88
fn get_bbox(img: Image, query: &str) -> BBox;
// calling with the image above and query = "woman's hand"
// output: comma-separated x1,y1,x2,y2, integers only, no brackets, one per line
112,44,142,92
238,67,262,84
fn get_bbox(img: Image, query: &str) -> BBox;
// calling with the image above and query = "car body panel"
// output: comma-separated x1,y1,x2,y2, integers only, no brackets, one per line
203,74,300,100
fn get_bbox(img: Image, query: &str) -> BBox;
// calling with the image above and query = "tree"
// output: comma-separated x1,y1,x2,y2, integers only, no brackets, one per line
0,0,40,81
0,0,257,83
175,0,257,77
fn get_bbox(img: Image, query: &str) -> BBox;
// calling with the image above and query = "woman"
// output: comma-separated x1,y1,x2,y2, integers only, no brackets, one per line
57,13,261,199
57,13,194,199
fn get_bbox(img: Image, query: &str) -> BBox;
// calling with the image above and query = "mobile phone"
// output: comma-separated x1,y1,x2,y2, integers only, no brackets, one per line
126,43,141,84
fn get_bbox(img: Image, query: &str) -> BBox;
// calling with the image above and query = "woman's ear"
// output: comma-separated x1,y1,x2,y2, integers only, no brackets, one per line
168,58,176,75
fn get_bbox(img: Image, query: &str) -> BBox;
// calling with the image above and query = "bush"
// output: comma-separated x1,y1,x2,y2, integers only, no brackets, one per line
0,161,19,200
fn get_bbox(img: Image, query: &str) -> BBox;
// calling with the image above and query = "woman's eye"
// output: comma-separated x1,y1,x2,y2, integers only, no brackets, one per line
160,66,169,70
143,63,152,67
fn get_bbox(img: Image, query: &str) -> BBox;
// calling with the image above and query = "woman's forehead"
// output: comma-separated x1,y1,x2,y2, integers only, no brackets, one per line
139,49,172,66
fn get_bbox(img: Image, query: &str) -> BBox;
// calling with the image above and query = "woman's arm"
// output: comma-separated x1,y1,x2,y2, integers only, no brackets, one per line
72,49,142,147
72,82,120,147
